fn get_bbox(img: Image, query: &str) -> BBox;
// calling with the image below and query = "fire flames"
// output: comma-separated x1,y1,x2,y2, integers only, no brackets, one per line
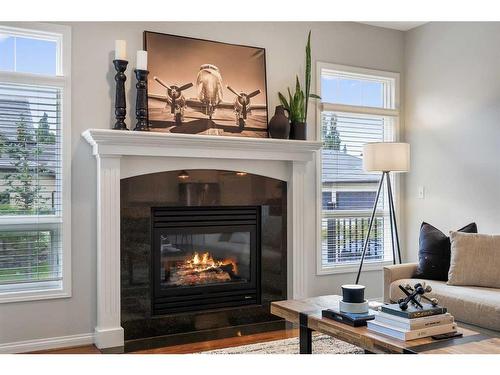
187,252,238,274
167,252,238,286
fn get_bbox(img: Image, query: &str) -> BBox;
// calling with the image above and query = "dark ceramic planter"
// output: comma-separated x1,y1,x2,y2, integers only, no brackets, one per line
290,121,307,140
268,105,290,139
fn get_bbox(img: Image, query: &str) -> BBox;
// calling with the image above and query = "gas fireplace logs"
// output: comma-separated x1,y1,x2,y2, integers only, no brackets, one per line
166,252,239,286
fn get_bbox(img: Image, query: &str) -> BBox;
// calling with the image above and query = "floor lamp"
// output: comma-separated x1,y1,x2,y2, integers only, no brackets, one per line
355,142,410,284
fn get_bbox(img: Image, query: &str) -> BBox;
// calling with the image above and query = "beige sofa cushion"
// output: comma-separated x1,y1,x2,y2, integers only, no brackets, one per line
448,231,500,288
389,278,500,331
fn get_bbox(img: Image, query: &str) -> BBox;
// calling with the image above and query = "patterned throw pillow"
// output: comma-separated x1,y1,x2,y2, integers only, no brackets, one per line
415,222,477,281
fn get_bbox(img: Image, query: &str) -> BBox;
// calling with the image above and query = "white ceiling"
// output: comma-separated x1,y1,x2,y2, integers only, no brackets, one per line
358,22,428,31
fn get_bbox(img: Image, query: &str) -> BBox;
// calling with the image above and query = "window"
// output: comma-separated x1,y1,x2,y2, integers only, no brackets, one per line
317,63,399,274
0,23,70,302
0,34,58,75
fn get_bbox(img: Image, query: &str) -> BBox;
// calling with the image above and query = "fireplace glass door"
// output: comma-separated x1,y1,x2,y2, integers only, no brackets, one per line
159,227,252,288
152,206,260,315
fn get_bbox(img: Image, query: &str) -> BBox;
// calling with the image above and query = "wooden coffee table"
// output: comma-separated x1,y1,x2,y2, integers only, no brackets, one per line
271,295,500,354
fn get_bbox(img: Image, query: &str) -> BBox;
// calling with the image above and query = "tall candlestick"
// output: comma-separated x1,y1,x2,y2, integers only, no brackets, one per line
133,69,149,131
112,60,128,130
115,40,126,60
136,50,148,70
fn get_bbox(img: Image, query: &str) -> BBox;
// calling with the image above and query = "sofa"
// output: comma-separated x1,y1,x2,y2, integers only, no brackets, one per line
384,262,500,332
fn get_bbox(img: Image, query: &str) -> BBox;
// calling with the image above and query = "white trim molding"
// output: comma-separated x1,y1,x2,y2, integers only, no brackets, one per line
82,129,321,349
0,333,94,354
94,155,123,349
82,129,319,162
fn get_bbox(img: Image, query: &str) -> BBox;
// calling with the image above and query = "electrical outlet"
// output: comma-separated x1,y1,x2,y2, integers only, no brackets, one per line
418,186,425,199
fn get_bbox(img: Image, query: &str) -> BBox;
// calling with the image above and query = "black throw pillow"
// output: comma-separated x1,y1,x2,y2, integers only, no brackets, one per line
415,222,477,281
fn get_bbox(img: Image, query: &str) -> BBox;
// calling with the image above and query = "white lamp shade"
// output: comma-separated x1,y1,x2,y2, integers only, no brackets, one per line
363,142,410,172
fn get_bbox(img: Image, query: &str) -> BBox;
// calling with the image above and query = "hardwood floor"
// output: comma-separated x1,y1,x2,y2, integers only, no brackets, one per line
30,345,102,354
30,329,298,354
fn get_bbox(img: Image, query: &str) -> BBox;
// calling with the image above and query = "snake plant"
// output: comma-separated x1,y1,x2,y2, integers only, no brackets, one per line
278,31,320,123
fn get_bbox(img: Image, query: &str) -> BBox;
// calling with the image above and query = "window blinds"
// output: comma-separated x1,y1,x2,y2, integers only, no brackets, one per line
0,82,62,287
321,111,392,266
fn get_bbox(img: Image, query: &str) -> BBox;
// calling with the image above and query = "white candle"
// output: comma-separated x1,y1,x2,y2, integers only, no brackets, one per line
115,40,127,60
136,50,148,70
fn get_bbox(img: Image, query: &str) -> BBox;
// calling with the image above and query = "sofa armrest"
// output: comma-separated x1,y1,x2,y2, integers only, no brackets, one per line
383,263,418,303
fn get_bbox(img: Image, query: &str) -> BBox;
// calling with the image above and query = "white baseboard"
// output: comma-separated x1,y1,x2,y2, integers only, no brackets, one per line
94,327,124,349
0,332,95,354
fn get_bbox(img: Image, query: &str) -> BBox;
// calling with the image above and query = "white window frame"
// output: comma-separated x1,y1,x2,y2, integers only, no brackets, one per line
0,22,71,302
316,62,400,275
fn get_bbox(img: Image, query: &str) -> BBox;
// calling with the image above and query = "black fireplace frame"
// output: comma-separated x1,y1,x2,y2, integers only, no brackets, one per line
151,206,262,315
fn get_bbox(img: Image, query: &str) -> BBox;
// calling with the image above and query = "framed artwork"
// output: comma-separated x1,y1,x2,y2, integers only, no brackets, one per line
144,31,268,138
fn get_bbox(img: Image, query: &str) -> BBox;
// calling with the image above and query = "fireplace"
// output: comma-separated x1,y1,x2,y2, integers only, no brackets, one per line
83,129,320,350
119,169,289,349
152,206,261,315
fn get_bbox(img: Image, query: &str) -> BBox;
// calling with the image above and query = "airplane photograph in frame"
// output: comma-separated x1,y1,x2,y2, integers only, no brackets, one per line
144,31,269,138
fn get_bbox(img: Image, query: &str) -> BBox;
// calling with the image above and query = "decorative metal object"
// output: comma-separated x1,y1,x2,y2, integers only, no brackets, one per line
113,59,129,130
133,69,150,131
401,282,438,307
397,282,438,310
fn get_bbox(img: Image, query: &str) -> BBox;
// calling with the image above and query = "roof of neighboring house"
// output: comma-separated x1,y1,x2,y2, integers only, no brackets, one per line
0,98,32,114
0,99,34,139
0,144,58,175
322,149,379,183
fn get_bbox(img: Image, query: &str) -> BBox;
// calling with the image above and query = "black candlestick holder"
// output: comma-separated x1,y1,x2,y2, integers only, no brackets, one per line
133,69,149,131
113,59,129,130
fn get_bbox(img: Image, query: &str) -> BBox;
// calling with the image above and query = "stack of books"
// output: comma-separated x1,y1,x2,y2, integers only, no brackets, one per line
367,303,457,341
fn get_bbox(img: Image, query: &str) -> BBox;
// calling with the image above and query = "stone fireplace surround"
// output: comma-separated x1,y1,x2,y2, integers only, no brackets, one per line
82,129,321,350
122,171,286,352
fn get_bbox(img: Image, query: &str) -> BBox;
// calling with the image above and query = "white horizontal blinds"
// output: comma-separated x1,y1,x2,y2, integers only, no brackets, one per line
0,229,61,285
0,82,62,286
321,216,386,264
0,83,62,215
320,112,393,266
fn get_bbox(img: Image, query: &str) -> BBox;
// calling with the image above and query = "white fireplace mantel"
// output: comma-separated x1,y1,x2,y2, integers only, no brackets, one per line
82,129,321,349
82,129,320,161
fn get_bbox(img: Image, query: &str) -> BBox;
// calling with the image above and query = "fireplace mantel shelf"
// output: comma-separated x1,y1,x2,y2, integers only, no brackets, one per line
82,129,321,162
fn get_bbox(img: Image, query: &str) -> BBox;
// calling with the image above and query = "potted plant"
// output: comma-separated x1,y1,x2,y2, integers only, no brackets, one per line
278,31,320,140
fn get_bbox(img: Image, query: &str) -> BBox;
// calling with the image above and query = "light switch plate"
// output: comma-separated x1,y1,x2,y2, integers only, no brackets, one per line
418,186,425,199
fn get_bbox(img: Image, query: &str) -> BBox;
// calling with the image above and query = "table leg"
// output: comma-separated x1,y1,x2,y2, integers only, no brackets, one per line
299,312,312,354
299,325,312,354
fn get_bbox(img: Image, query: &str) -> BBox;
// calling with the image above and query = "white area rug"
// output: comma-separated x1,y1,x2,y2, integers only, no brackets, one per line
201,334,363,354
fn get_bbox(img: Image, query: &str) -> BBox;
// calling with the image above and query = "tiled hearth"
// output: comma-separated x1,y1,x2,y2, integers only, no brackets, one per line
83,129,321,350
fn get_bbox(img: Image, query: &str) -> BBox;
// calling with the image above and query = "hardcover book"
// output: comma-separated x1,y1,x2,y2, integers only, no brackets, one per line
322,309,375,327
367,320,457,341
375,312,454,330
381,303,447,319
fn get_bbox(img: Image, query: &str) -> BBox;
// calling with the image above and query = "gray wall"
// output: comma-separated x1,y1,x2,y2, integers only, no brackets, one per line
403,22,500,261
0,22,404,344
